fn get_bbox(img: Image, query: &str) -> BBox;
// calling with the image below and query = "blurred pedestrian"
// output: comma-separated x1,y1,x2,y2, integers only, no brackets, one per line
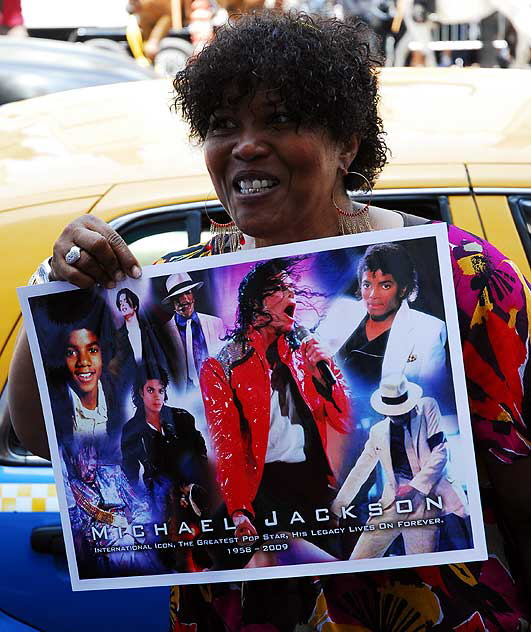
0,0,28,37
126,0,176,60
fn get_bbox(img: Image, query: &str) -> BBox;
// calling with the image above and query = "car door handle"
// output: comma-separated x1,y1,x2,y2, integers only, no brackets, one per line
31,525,66,555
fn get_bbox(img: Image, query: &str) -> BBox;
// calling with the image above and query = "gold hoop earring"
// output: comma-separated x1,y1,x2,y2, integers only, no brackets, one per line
333,170,373,235
204,198,244,255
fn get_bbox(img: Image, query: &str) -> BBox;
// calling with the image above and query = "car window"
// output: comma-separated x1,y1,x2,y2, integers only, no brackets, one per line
509,196,531,266
0,386,48,465
365,193,451,223
115,194,450,263
110,203,230,265
1,192,452,464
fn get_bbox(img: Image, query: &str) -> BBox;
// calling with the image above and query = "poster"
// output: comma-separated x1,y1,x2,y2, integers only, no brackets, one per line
18,223,487,590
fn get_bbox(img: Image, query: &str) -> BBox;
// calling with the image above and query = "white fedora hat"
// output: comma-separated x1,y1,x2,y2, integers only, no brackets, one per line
162,272,204,304
370,374,423,416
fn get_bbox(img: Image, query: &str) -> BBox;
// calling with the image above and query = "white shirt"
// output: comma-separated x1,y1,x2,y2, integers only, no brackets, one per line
265,380,306,464
125,318,143,363
70,381,108,437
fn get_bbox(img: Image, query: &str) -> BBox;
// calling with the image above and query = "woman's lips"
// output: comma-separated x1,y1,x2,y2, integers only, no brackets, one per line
233,175,280,196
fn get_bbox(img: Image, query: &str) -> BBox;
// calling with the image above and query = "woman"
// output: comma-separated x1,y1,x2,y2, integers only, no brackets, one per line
9,12,531,630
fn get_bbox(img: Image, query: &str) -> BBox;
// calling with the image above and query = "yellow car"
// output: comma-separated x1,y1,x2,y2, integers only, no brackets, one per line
0,68,530,630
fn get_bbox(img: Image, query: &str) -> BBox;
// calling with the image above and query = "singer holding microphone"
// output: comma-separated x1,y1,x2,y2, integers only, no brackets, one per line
198,258,351,566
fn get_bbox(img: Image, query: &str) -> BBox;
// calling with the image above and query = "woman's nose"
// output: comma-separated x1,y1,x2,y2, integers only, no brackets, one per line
232,130,269,161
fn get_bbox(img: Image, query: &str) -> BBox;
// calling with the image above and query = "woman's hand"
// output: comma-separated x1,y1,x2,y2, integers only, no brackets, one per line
50,216,142,289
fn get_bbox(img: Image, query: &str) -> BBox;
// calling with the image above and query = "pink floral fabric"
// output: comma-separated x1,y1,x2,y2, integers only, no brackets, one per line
161,225,531,631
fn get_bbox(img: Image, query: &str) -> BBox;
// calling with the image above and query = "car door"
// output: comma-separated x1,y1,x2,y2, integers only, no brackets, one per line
465,163,531,277
4,182,527,631
0,399,170,632
0,197,234,632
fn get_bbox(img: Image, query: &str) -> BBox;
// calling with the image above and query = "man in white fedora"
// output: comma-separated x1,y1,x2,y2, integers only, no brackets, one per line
331,373,469,559
162,272,224,391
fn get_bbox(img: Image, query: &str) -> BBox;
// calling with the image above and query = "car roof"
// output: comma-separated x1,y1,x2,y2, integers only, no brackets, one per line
380,67,531,166
0,68,530,209
0,37,157,106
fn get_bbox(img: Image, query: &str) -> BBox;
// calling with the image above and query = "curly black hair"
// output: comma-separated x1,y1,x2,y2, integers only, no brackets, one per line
34,288,116,376
132,362,169,410
173,11,388,190
357,242,419,302
228,256,322,343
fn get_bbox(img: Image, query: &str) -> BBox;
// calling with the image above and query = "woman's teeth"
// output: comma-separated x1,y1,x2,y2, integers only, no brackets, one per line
238,179,277,195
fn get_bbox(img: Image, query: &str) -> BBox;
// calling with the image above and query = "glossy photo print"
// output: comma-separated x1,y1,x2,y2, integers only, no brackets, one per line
18,223,487,590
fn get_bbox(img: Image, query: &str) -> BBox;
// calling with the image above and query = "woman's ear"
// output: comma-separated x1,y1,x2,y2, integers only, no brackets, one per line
339,134,361,174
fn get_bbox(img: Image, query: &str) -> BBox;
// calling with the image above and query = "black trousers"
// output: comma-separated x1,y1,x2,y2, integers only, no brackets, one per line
209,459,339,569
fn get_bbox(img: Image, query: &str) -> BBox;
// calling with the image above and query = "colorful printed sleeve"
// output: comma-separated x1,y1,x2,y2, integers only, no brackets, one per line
448,225,531,463
154,243,211,264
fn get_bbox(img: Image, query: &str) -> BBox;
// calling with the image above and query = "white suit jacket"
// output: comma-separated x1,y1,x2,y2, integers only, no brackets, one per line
320,297,447,387
165,312,225,390
331,397,468,518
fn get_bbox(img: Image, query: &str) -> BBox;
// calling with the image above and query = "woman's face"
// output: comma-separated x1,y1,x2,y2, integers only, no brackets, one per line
204,88,355,246
361,269,404,319
65,329,102,397
140,379,166,417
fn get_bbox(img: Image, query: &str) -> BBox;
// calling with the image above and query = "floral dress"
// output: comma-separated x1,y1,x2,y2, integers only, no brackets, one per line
158,224,531,631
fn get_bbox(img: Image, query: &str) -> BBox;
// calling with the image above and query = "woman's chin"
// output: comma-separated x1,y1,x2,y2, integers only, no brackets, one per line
233,216,286,244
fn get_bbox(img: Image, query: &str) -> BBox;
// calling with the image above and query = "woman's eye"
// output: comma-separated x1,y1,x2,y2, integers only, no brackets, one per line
208,116,237,133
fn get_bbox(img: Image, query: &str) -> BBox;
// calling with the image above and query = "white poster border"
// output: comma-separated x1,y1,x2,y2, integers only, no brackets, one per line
18,222,487,591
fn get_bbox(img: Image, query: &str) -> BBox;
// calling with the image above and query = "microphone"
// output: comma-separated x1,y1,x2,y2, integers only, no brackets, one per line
294,325,337,389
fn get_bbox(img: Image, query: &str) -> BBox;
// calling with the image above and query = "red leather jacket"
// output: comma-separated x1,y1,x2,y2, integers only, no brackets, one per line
199,328,351,517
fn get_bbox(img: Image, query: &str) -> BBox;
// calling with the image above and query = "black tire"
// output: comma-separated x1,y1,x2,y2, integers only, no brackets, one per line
154,37,194,76
82,38,129,57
